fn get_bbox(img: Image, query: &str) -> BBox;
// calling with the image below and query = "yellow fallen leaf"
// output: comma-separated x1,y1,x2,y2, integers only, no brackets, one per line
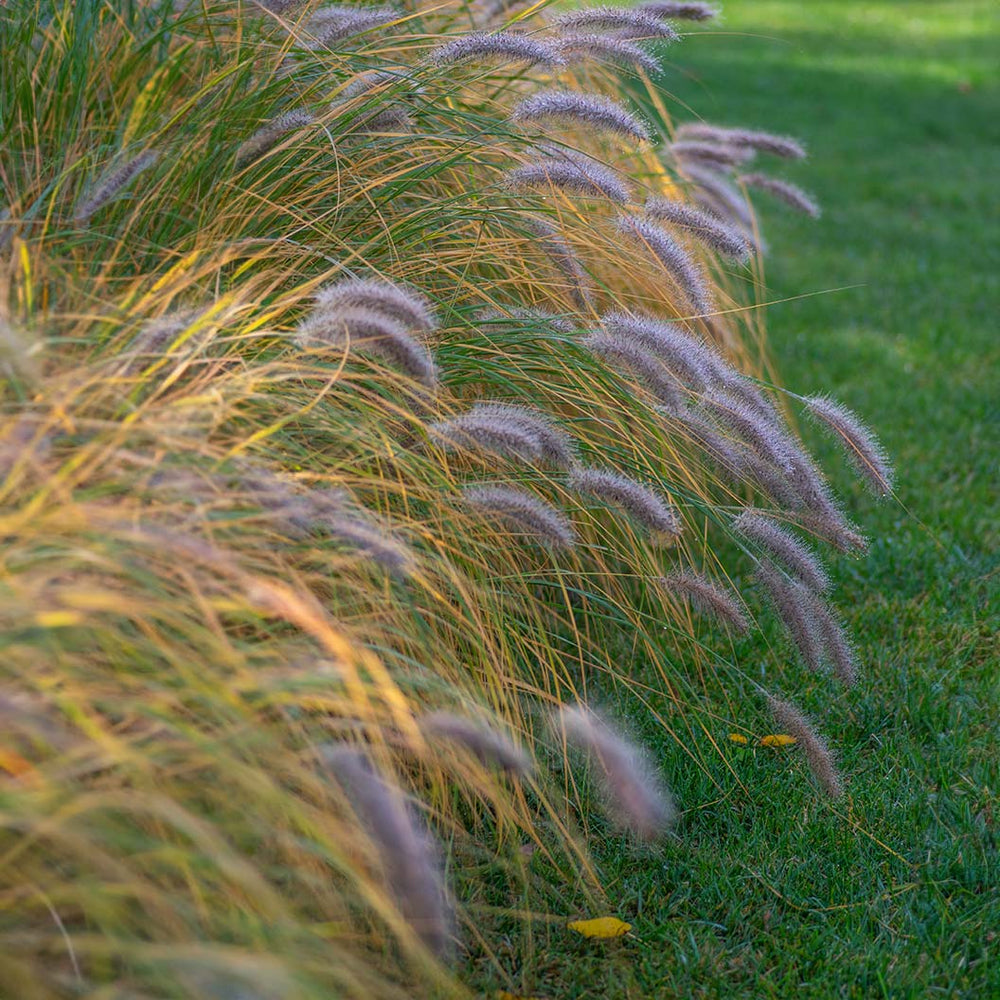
727,733,749,745
567,916,631,939
34,610,83,628
760,734,798,748
496,992,543,1000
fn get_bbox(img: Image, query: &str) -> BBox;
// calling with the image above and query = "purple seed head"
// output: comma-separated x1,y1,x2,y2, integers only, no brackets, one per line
804,394,894,497
738,173,821,218
431,31,565,67
462,485,576,549
554,6,680,41
557,705,676,840
659,569,750,633
554,32,662,76
644,197,752,261
511,90,652,146
767,697,844,798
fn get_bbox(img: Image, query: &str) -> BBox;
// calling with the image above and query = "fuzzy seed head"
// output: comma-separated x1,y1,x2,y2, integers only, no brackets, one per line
303,6,398,48
321,746,453,954
671,140,756,168
644,197,752,261
235,110,314,167
74,148,159,223
429,403,575,469
570,466,682,537
601,311,717,389
554,6,680,41
681,162,757,235
296,304,437,386
524,216,594,309
511,90,652,145
639,1,718,20
431,31,565,67
738,173,821,218
756,562,825,674
419,712,533,775
804,395,894,497
505,156,631,203
676,123,807,160
554,32,662,76
462,485,576,549
315,278,437,332
616,215,713,316
582,331,686,409
659,569,750,633
558,705,676,840
767,697,844,798
734,510,829,592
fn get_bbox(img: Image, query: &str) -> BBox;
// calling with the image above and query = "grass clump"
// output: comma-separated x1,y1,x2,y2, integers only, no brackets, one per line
0,0,898,996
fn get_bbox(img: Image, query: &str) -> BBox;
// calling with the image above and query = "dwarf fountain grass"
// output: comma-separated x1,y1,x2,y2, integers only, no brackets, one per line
602,310,717,388
321,746,454,956
523,215,595,309
582,329,687,408
235,108,316,167
554,31,663,76
659,568,750,633
419,711,533,776
505,155,632,203
429,403,577,469
671,139,756,169
431,31,565,68
0,0,895,994
558,705,676,841
734,509,829,593
553,6,681,41
300,5,400,48
639,0,718,20
767,696,844,798
461,484,577,549
295,303,438,386
511,90,652,145
615,215,714,316
676,122,807,160
644,197,752,260
73,148,160,223
804,394,895,496
570,465,682,537
738,172,822,218
680,160,756,235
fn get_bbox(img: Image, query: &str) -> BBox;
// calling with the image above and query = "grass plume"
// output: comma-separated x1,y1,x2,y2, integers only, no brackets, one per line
73,148,159,223
676,122,808,160
738,173,822,218
767,697,845,799
659,569,750,633
644,197,752,260
461,485,576,549
321,746,453,955
554,32,662,76
558,705,676,841
734,510,830,592
804,395,895,496
431,31,565,67
553,6,681,41
419,712,532,775
512,90,652,145
570,466,682,537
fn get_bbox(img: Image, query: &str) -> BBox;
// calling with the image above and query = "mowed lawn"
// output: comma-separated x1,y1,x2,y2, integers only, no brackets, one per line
467,2,999,997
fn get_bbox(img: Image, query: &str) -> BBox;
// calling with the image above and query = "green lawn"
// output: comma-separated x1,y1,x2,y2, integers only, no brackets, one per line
467,2,999,996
